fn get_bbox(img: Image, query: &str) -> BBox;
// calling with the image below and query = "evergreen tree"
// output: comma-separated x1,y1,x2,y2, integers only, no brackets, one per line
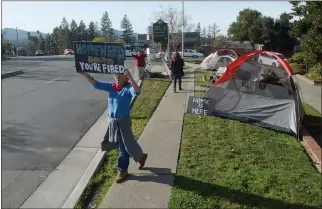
120,15,134,43
78,20,87,41
101,11,112,41
87,21,97,41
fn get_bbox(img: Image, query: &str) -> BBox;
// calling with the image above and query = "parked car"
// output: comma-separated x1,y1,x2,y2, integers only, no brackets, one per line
35,50,43,56
64,49,74,55
258,52,287,68
178,49,204,58
125,45,132,57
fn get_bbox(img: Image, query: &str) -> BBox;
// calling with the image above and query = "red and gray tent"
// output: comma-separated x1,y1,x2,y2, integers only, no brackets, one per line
204,50,304,137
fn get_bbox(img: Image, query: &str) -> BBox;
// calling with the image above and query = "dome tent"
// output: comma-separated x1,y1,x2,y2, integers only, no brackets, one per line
203,50,304,137
199,49,238,70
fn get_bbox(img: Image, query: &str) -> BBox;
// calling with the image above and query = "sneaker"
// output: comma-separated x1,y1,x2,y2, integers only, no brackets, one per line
116,171,129,183
179,87,183,90
138,153,148,170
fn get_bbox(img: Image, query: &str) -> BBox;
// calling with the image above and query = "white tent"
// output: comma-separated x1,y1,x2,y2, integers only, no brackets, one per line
200,55,236,70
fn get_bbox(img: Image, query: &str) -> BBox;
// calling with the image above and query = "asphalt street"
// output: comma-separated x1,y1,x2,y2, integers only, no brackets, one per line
1,57,138,208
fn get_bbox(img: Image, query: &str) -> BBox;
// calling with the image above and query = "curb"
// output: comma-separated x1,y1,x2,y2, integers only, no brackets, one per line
21,79,143,208
1,70,23,79
301,127,321,173
296,74,322,86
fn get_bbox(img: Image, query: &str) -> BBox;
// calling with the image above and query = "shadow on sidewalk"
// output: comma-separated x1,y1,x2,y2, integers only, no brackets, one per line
127,170,319,209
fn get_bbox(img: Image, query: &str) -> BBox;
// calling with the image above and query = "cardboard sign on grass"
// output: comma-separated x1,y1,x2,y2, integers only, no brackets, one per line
186,96,214,116
74,41,126,74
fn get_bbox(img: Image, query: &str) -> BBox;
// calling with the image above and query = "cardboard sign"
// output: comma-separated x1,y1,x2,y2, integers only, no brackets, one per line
186,96,214,116
74,41,126,74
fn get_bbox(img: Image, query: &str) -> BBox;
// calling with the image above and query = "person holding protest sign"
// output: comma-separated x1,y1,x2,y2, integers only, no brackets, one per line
77,69,148,183
132,50,147,80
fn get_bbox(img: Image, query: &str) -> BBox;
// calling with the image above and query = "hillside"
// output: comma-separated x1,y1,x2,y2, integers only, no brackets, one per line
2,28,139,44
2,28,48,43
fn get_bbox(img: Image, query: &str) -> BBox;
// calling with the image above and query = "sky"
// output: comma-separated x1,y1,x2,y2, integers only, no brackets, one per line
2,1,293,35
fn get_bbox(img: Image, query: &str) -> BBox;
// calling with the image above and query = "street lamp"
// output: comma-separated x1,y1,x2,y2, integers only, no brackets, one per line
182,1,184,57
16,24,25,47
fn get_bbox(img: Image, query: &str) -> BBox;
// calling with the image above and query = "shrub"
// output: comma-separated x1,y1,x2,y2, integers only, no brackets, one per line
286,58,293,63
291,52,317,68
292,52,306,64
289,63,306,75
306,63,322,81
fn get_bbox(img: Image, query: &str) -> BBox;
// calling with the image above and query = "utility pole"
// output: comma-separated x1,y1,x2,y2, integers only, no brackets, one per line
182,1,184,58
15,25,25,47
16,27,20,47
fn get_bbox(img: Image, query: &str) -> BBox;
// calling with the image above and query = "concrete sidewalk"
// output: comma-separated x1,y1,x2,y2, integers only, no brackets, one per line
100,68,194,208
294,75,321,113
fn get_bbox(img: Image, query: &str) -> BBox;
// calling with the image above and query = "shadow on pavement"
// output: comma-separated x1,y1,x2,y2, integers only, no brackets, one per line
128,171,320,209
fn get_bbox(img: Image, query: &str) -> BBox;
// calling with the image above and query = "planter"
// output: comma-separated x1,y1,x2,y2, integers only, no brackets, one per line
295,74,322,86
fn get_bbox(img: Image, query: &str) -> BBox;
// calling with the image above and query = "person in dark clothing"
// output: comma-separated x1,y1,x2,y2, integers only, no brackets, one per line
170,52,185,93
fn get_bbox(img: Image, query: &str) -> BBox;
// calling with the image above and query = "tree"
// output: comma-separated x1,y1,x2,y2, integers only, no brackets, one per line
57,17,70,53
2,40,12,55
195,22,201,34
207,25,212,42
260,16,275,50
213,35,228,49
101,11,112,41
228,9,263,50
87,21,97,41
211,23,220,40
93,37,105,42
39,33,45,52
195,22,202,45
120,14,134,43
151,4,194,51
78,20,87,41
70,19,78,42
115,39,125,44
44,34,51,55
201,27,207,45
50,27,60,55
290,1,322,65
273,12,296,52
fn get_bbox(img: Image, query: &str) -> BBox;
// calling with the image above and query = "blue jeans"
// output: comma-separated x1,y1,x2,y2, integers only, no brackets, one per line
173,75,182,90
118,137,130,173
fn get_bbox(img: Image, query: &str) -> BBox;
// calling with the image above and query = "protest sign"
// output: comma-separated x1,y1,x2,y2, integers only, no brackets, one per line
74,41,126,74
186,96,214,116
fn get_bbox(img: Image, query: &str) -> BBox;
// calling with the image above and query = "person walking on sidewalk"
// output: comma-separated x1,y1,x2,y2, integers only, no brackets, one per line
77,69,148,183
170,51,185,93
132,50,147,80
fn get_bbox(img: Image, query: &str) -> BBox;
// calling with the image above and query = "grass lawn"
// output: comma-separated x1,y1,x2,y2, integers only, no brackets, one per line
170,77,321,208
75,78,171,209
169,114,321,209
195,70,212,96
303,103,322,147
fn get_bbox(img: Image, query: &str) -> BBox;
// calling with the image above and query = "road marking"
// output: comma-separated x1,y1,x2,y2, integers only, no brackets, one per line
28,67,44,72
45,77,62,84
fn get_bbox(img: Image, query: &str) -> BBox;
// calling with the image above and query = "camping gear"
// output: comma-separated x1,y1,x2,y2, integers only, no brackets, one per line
203,50,304,137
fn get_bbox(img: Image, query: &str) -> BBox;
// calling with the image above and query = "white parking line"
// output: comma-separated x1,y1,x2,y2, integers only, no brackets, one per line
28,67,44,72
45,77,62,84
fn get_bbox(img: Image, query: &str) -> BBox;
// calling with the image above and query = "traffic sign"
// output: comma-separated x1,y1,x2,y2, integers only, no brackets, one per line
153,19,168,43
